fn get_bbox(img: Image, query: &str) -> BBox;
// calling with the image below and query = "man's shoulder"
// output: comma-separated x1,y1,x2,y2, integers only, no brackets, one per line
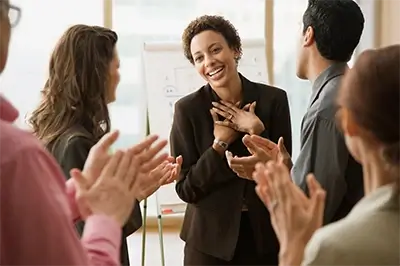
0,120,45,164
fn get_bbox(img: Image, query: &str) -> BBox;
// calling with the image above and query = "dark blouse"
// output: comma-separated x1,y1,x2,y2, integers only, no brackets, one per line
49,125,142,266
170,74,292,260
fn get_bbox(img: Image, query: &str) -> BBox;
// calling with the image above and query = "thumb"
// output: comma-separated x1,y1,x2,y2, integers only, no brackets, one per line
306,173,322,198
249,101,256,113
70,169,89,191
310,189,326,227
277,137,287,153
176,155,183,165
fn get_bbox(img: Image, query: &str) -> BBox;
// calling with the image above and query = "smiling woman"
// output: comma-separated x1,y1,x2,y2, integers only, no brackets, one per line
169,15,293,266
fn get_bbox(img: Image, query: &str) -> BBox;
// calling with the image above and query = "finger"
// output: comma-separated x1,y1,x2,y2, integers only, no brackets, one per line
159,166,174,185
215,121,236,129
140,153,169,173
70,169,89,191
98,150,124,182
114,148,135,179
93,130,120,152
166,156,175,163
273,163,292,203
225,150,233,167
249,102,256,113
306,173,322,198
310,189,326,227
210,109,219,122
216,101,238,113
216,120,239,131
252,162,266,184
131,135,159,155
264,162,279,208
138,139,168,164
176,155,183,166
242,136,264,155
229,155,257,166
277,137,288,154
242,103,251,111
256,185,271,208
124,156,140,189
250,135,277,150
212,107,232,120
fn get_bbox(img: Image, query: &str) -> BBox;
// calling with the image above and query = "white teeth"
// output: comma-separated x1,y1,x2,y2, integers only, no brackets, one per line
209,67,223,76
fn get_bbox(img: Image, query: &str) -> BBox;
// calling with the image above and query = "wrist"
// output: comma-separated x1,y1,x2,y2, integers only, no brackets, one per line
248,122,265,135
279,242,306,266
212,140,227,156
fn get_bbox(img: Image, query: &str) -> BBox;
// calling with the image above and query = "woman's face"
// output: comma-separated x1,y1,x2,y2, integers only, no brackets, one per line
106,47,120,103
190,30,238,89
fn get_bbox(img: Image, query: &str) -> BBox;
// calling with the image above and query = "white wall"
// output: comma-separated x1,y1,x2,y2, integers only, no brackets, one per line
0,0,103,127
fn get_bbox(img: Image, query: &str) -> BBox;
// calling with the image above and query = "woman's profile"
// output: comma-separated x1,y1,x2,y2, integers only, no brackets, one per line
29,24,181,266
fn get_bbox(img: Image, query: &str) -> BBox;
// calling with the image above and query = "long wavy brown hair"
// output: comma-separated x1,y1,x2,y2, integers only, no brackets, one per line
29,24,118,150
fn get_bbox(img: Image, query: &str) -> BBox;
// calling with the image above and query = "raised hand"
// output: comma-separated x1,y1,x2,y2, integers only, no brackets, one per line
212,100,265,135
134,155,183,202
71,148,140,226
226,135,278,180
79,131,168,191
253,161,326,261
249,135,292,169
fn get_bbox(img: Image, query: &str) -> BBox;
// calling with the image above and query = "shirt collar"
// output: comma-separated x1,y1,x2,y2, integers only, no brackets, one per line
0,95,19,122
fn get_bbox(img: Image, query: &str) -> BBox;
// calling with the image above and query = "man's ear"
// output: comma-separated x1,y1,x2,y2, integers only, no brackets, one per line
303,26,314,47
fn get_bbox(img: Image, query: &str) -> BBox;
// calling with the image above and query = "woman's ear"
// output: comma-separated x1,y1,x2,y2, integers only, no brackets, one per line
340,108,360,137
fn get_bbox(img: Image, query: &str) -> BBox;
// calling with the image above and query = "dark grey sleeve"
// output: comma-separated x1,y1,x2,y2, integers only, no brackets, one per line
291,116,349,224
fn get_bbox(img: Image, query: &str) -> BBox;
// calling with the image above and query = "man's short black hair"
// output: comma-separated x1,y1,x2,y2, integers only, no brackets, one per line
303,0,365,62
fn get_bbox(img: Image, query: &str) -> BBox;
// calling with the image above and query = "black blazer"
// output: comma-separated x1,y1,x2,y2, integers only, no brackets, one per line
49,125,142,265
170,74,292,260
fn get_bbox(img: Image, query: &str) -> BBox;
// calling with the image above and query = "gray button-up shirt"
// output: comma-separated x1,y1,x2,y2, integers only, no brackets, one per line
291,63,364,224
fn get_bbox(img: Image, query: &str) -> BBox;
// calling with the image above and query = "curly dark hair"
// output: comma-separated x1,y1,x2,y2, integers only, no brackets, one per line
28,24,118,150
182,15,242,64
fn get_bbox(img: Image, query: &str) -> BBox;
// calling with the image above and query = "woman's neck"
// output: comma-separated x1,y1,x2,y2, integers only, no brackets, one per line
213,72,242,103
362,153,395,195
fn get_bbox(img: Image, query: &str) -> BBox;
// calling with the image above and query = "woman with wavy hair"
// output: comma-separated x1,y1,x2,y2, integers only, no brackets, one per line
29,24,181,266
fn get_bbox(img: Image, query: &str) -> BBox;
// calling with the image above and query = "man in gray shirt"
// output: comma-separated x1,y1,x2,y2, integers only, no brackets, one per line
228,0,365,224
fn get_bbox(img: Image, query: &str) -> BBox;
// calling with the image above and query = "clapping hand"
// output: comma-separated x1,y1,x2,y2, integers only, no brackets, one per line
71,131,169,219
226,135,292,180
253,161,326,263
134,155,183,202
212,100,265,135
71,147,143,226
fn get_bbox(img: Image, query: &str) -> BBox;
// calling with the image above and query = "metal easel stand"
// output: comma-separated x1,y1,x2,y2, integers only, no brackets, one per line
141,198,147,266
156,191,166,266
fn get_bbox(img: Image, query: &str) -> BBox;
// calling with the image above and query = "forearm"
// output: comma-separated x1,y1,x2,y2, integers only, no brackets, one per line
279,244,306,266
175,146,235,203
81,214,122,266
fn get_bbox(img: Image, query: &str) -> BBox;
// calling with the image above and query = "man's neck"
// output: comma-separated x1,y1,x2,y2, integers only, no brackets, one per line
307,60,333,83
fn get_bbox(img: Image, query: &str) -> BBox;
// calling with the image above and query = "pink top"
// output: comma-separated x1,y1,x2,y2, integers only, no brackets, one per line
0,95,122,265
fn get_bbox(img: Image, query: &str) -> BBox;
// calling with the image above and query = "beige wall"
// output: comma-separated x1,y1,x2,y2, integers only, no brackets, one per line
376,0,400,47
